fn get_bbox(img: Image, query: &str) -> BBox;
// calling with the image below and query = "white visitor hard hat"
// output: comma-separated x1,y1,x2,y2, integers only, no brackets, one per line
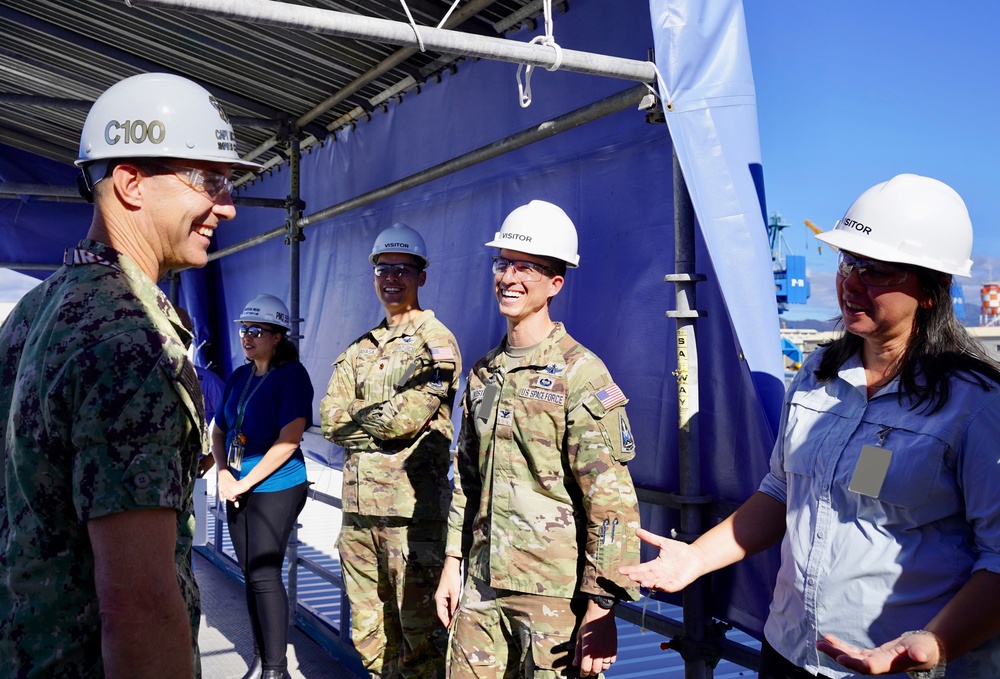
816,174,973,277
369,223,429,268
485,200,580,267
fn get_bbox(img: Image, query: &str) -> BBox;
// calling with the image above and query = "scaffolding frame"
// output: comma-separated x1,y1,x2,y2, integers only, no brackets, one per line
1,2,763,676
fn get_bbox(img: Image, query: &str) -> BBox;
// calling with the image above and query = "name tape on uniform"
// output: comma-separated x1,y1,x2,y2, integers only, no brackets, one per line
519,387,565,406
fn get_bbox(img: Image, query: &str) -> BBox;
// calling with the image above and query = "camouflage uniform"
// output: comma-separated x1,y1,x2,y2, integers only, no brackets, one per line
446,322,641,678
320,309,461,678
0,239,204,678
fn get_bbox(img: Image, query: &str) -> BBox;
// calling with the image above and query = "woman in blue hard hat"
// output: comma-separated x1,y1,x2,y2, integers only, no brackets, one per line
211,293,314,679
620,175,1000,678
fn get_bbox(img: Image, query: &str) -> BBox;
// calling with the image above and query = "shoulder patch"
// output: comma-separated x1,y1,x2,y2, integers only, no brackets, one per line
619,412,635,453
596,383,626,409
430,345,455,362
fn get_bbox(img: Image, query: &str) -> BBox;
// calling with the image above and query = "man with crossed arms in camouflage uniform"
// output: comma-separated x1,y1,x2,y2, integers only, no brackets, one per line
321,223,461,678
0,73,258,677
435,200,641,678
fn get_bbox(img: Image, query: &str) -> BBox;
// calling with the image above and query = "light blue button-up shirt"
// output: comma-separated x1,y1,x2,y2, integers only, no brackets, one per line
759,349,1000,678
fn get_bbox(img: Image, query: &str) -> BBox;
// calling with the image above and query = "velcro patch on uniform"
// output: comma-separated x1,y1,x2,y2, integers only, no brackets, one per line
358,348,377,355
431,346,455,361
619,412,636,453
534,376,556,390
596,384,626,409
497,408,513,426
394,344,414,354
519,387,565,406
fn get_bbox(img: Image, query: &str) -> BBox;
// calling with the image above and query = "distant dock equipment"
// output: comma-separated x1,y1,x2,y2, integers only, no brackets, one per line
768,212,811,313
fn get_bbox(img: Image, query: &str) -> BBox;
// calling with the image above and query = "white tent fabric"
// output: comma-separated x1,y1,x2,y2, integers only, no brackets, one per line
650,0,784,399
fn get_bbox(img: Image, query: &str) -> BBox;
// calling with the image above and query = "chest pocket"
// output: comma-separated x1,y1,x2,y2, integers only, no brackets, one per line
781,389,845,477
865,426,952,511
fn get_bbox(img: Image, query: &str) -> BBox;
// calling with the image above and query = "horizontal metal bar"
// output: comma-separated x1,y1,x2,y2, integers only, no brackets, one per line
127,0,658,83
296,554,345,590
0,183,79,198
0,262,60,271
208,84,647,260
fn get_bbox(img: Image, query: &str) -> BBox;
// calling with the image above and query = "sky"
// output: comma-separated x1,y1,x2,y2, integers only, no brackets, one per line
743,0,1000,322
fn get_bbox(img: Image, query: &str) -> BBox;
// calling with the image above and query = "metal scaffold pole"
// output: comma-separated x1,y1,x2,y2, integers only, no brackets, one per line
283,122,305,627
665,149,712,679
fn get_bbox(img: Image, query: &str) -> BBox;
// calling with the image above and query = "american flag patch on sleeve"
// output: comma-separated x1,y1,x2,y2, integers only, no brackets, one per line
431,346,455,361
596,384,626,409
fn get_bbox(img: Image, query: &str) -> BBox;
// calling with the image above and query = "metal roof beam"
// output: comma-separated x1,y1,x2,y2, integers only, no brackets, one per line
126,0,657,84
0,127,74,165
0,5,286,123
136,0,658,165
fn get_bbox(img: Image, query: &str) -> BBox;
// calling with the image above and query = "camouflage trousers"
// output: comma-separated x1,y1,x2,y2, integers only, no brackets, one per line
338,513,447,679
448,577,596,679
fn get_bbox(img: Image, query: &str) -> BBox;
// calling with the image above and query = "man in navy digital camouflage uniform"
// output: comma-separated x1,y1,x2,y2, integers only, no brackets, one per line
0,73,258,678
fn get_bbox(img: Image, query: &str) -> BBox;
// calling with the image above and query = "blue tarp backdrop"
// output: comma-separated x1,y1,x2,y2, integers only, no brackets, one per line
0,0,783,642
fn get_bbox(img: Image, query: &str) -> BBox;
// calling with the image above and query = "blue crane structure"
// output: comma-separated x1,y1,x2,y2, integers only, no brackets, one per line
768,212,811,313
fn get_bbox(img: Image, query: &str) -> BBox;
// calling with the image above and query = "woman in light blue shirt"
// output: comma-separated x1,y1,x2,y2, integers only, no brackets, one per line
620,175,1000,679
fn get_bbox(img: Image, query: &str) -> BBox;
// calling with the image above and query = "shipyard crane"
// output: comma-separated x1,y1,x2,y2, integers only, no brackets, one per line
767,212,811,313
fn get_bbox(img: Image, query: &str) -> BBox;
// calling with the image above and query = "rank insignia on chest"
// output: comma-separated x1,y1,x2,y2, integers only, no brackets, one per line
497,408,513,426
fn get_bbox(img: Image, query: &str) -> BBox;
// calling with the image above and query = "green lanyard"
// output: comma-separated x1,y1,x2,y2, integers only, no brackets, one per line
235,367,271,435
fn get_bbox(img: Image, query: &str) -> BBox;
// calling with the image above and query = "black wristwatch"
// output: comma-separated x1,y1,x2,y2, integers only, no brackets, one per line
588,594,618,610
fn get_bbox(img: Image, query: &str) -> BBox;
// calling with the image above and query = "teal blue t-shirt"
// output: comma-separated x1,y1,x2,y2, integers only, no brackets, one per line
216,360,313,492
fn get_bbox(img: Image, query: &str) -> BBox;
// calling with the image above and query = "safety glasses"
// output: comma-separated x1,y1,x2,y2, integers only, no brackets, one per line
238,325,273,339
837,251,911,286
373,263,422,278
491,256,557,282
148,163,234,201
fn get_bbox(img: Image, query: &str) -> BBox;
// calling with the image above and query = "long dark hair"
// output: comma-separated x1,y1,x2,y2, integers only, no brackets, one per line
245,324,299,369
816,268,1000,413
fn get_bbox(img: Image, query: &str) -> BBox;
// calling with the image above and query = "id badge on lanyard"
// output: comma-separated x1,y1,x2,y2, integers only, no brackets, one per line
227,432,247,472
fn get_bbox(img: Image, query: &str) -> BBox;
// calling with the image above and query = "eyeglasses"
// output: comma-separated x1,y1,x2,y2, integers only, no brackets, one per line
491,256,557,282
149,163,234,201
374,263,422,278
239,325,273,339
837,251,911,286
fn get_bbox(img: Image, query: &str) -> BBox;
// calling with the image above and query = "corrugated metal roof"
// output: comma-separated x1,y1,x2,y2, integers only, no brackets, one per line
0,0,556,183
